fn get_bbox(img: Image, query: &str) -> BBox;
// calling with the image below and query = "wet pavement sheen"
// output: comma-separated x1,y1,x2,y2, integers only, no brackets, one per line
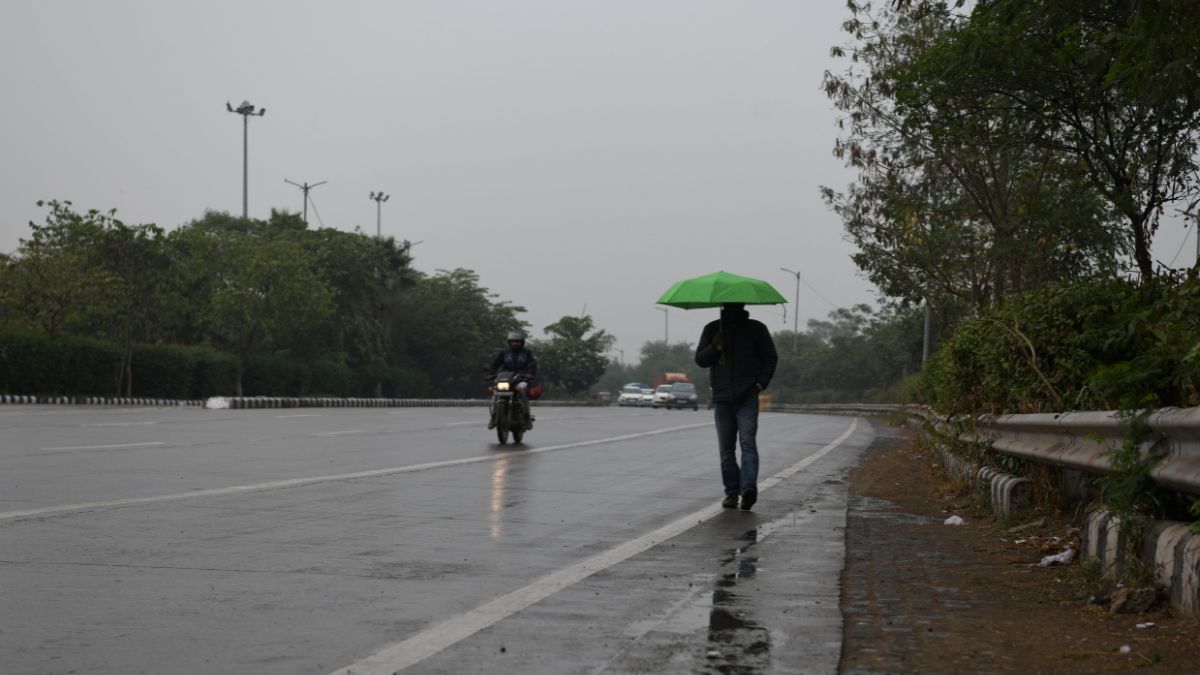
0,405,874,674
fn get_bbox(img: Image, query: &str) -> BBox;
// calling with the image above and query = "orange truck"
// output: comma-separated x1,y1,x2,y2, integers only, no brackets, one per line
651,372,690,388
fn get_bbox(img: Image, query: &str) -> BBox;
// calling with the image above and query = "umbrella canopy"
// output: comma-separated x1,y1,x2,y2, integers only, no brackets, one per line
656,271,787,309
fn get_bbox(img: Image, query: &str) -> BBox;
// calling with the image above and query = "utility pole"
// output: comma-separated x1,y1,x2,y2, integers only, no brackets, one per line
369,191,390,238
284,179,326,225
226,100,266,219
656,306,669,345
780,267,801,352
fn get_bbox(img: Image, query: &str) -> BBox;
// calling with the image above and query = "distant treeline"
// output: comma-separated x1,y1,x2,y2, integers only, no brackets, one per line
0,202,527,399
597,303,929,404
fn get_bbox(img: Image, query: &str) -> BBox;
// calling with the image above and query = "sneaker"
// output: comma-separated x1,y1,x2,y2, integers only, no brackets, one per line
740,488,757,511
487,418,496,430
721,495,738,509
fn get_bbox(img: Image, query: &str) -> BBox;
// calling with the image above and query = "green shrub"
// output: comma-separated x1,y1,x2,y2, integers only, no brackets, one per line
190,347,239,399
131,344,196,399
380,365,431,398
924,278,1200,415
309,358,355,396
0,329,122,395
243,353,309,396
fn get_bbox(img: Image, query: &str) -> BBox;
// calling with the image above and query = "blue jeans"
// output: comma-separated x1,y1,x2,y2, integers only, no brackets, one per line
713,394,759,497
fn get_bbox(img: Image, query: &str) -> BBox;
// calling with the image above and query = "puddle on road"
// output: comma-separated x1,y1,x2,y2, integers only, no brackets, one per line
704,527,771,672
610,509,839,673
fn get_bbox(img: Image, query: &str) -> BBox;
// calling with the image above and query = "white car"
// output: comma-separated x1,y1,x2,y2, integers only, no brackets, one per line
652,384,674,408
617,385,644,407
639,388,655,407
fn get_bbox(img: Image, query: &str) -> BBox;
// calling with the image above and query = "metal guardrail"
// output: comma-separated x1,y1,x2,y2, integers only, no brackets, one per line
770,402,1200,497
969,407,1200,497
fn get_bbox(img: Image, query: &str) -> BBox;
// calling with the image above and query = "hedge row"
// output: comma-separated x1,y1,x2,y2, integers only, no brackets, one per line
0,330,375,399
921,277,1200,416
0,330,238,398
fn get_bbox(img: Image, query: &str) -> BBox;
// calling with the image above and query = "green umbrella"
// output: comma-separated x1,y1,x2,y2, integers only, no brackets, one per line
656,270,787,309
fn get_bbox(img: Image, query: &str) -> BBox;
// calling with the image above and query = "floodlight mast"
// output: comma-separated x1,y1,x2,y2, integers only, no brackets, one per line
284,179,327,224
226,100,266,219
369,191,390,238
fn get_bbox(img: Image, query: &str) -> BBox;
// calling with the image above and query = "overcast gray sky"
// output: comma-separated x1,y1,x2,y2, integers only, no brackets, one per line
2,1,1194,359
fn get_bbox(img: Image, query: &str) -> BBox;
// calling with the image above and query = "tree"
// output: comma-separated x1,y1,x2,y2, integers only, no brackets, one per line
535,315,615,396
935,0,1200,278
202,233,335,395
1,200,171,394
822,2,1126,314
392,269,528,398
295,228,414,395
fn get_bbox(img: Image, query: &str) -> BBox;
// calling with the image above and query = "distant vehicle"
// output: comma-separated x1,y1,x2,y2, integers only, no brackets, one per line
597,391,612,406
639,388,655,407
665,382,699,410
617,385,644,407
651,372,690,388
652,384,674,408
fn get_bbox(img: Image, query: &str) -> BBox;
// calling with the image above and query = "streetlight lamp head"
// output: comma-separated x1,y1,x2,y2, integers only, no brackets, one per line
258,108,266,116
226,101,233,112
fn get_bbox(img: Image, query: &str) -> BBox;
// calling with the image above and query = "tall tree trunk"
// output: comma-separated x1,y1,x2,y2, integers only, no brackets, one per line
123,342,134,397
1130,212,1154,280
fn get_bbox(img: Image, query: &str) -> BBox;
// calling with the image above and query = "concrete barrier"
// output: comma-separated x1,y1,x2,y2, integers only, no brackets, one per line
203,397,594,410
976,467,1032,519
0,395,203,406
1083,509,1200,617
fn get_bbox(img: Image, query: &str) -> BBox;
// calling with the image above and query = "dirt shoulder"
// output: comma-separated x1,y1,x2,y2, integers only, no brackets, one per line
839,425,1200,674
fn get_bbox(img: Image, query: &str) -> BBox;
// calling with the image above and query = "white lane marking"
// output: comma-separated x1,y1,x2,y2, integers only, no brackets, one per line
330,418,860,675
276,414,320,418
313,429,367,437
39,441,166,451
80,421,159,427
0,423,712,522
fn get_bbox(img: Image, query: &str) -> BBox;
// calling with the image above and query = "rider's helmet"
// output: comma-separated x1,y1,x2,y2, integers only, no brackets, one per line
506,331,525,349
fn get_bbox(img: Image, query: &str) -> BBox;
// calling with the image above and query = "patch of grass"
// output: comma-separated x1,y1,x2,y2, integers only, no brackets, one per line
1058,558,1106,601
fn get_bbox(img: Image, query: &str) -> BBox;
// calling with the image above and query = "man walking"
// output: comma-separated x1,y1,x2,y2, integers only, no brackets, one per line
695,302,778,511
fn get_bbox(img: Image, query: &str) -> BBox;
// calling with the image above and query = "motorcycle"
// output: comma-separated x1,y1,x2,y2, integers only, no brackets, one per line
488,371,532,445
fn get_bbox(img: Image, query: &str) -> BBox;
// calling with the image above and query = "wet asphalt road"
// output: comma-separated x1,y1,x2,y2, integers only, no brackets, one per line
0,404,876,674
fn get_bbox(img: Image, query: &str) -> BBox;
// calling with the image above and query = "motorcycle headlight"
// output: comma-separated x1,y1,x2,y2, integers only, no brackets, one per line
497,382,511,391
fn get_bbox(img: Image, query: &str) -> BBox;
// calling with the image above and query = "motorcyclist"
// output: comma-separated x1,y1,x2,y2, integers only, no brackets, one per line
485,331,539,429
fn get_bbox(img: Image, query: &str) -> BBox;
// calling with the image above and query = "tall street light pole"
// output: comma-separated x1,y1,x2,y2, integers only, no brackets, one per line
226,100,266,219
369,191,390,238
780,267,801,352
284,179,326,225
656,306,669,345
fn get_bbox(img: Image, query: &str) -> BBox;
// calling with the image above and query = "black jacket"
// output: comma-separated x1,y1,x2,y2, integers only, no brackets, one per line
487,347,538,379
694,307,778,402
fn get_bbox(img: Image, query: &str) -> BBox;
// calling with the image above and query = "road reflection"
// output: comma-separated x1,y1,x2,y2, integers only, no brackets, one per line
490,453,510,539
706,527,771,672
